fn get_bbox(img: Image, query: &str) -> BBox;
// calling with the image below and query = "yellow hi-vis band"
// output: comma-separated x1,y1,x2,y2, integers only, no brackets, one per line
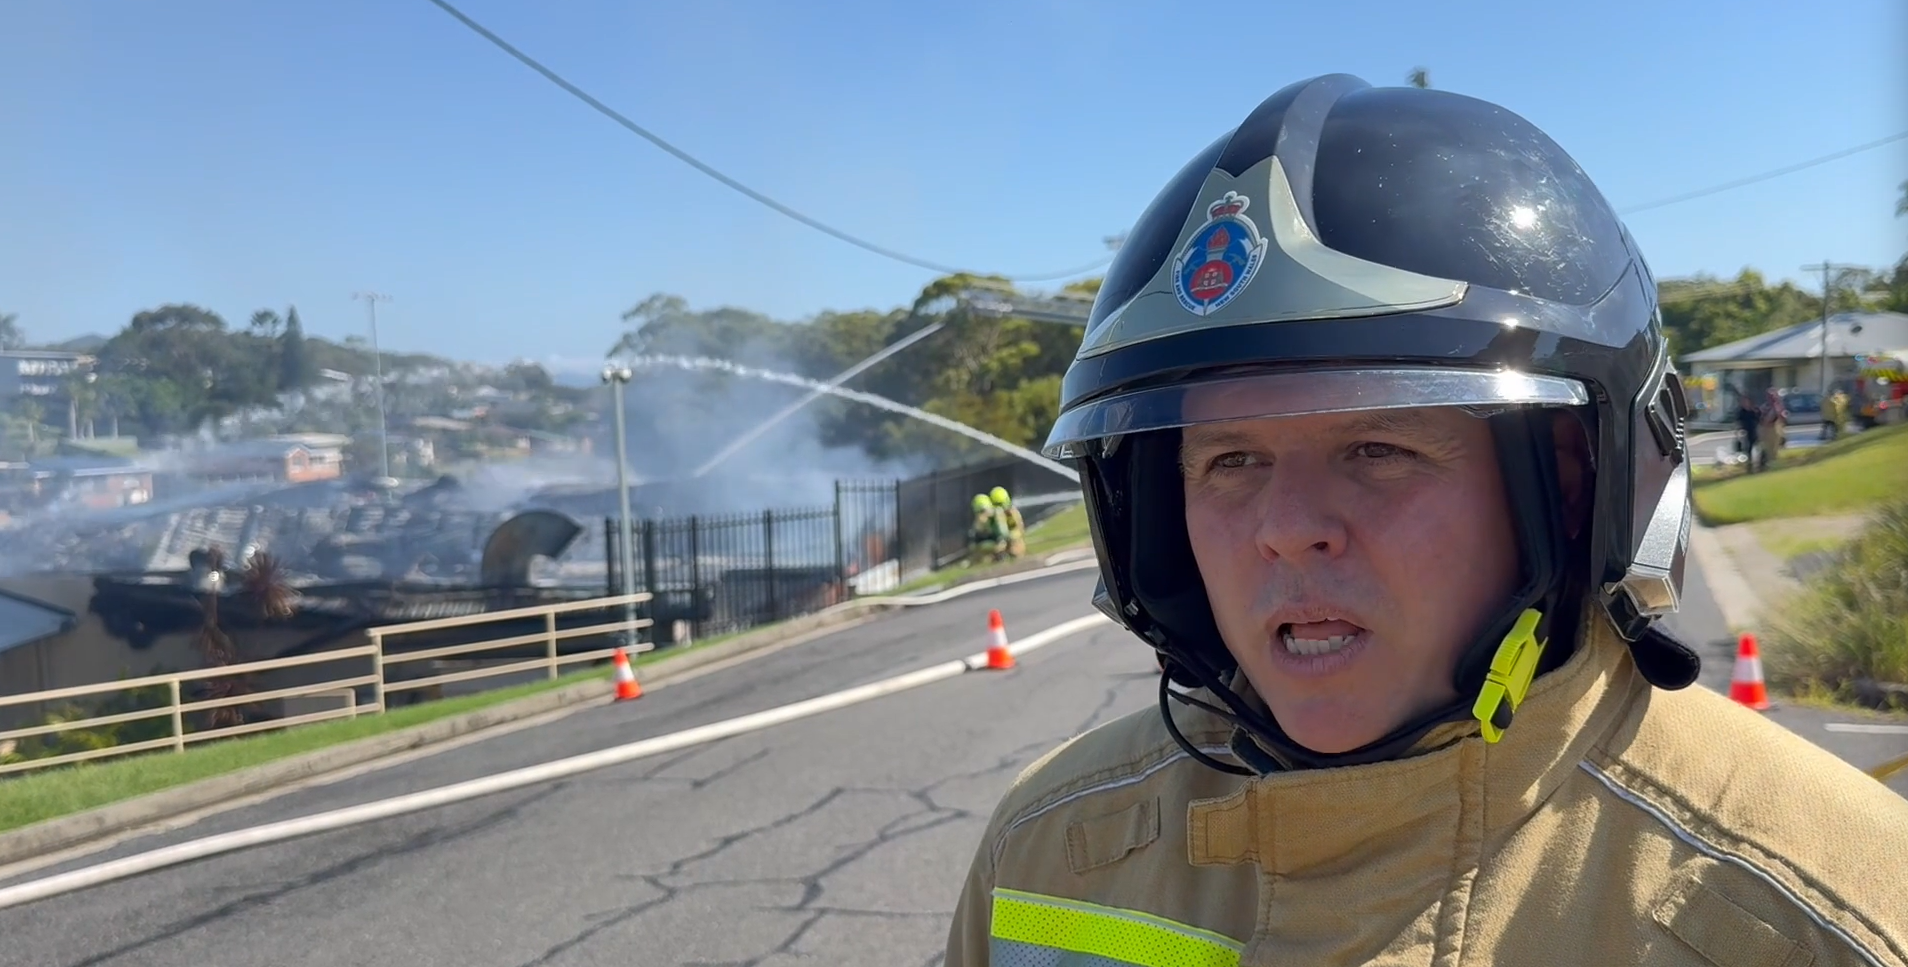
1471,607,1546,744
990,887,1242,967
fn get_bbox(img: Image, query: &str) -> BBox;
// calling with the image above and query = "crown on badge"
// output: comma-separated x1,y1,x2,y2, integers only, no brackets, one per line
1207,191,1250,220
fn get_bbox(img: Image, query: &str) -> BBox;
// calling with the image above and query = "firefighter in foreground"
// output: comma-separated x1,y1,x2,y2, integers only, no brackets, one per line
989,486,1026,559
947,74,1908,967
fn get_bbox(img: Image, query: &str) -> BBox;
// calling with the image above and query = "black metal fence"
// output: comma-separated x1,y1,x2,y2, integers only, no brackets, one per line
837,479,902,586
606,480,901,643
603,458,1079,648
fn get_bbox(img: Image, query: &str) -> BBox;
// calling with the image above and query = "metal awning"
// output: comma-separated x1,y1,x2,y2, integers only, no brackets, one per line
1681,311,1908,365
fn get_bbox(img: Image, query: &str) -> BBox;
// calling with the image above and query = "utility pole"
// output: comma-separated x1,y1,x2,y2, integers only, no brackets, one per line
601,364,638,649
351,291,394,482
1799,263,1862,397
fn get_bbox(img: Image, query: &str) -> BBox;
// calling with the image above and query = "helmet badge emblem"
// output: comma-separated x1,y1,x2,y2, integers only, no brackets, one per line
1172,190,1268,316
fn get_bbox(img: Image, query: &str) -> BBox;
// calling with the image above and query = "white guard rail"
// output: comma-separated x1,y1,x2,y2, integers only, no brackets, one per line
0,592,652,777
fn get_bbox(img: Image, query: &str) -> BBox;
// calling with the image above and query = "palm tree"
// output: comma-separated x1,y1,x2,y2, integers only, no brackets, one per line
242,551,297,621
1896,179,1907,219
63,372,99,438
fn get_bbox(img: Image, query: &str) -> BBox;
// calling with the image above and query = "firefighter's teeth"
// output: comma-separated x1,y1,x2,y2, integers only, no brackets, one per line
1282,632,1356,656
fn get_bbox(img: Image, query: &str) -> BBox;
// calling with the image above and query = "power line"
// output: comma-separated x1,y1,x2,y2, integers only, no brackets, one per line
1617,130,1908,215
421,0,1113,283
426,0,1894,281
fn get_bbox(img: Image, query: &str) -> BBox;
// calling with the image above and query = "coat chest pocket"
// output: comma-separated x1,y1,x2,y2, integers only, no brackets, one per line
1066,797,1161,874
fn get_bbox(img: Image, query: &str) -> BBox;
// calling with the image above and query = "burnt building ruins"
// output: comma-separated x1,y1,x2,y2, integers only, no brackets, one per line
0,469,878,701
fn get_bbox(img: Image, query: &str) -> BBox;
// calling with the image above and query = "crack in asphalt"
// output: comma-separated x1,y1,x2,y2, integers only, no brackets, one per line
50,784,567,967
509,630,1163,965
1076,680,1136,736
516,885,680,967
24,659,1157,967
583,745,774,790
518,735,1068,967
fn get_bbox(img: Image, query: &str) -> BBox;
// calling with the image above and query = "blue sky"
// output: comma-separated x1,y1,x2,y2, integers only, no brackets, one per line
2,0,1903,371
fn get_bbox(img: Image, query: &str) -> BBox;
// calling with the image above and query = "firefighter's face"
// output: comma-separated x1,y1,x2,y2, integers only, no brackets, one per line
1179,406,1520,755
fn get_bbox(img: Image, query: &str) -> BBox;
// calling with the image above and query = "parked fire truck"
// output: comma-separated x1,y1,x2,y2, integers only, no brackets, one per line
1853,350,1908,429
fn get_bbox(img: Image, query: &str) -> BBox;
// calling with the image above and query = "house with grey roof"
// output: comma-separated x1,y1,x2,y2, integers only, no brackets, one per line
1679,310,1908,415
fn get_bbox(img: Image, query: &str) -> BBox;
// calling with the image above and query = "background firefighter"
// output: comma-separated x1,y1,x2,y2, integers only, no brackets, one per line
989,486,1026,559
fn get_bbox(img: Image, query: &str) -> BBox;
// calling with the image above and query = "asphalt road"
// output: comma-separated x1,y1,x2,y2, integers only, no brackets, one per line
1,556,1902,967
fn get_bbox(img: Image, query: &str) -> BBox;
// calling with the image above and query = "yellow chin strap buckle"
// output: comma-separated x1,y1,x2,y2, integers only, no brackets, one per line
1472,608,1546,744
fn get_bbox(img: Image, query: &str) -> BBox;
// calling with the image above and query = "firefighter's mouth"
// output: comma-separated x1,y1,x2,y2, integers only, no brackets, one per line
1277,619,1367,656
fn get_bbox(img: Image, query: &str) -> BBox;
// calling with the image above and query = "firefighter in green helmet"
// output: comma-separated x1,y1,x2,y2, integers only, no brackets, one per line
989,486,1026,559
968,493,1008,565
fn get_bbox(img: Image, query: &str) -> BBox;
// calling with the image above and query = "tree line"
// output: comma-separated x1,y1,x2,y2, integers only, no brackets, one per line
3,193,1903,466
0,303,478,445
609,253,1908,467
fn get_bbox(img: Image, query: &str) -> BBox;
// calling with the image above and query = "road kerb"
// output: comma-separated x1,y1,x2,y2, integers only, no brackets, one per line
1685,522,1761,633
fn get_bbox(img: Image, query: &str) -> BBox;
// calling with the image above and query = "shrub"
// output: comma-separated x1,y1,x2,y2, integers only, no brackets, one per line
1766,497,1908,702
0,680,176,768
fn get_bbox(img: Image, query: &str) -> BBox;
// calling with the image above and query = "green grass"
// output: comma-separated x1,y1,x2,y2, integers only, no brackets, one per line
1024,503,1090,555
1692,423,1908,525
0,666,612,835
888,503,1091,595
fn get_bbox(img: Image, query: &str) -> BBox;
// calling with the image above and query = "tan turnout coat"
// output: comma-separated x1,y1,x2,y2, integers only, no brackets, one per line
947,615,1908,967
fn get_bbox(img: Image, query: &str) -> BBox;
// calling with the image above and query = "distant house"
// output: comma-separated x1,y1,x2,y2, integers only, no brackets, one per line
187,434,347,485
1679,311,1908,417
0,349,93,403
520,428,589,455
409,416,474,434
0,455,153,512
377,433,437,472
0,588,81,731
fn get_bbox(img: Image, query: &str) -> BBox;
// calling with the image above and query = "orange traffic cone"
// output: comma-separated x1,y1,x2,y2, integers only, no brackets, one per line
985,609,1015,670
611,646,644,701
1729,632,1771,711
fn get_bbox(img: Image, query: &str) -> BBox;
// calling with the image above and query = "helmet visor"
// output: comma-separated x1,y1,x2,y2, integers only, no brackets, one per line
1042,366,1589,458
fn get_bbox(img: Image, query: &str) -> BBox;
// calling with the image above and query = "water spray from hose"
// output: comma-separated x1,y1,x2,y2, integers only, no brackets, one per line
689,321,947,479
619,354,1081,483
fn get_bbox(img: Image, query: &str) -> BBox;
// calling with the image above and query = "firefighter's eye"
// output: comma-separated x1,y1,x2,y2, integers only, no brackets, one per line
1352,442,1415,461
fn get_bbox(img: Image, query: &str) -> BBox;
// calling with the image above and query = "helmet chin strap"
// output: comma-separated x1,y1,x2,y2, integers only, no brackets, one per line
1153,408,1578,775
